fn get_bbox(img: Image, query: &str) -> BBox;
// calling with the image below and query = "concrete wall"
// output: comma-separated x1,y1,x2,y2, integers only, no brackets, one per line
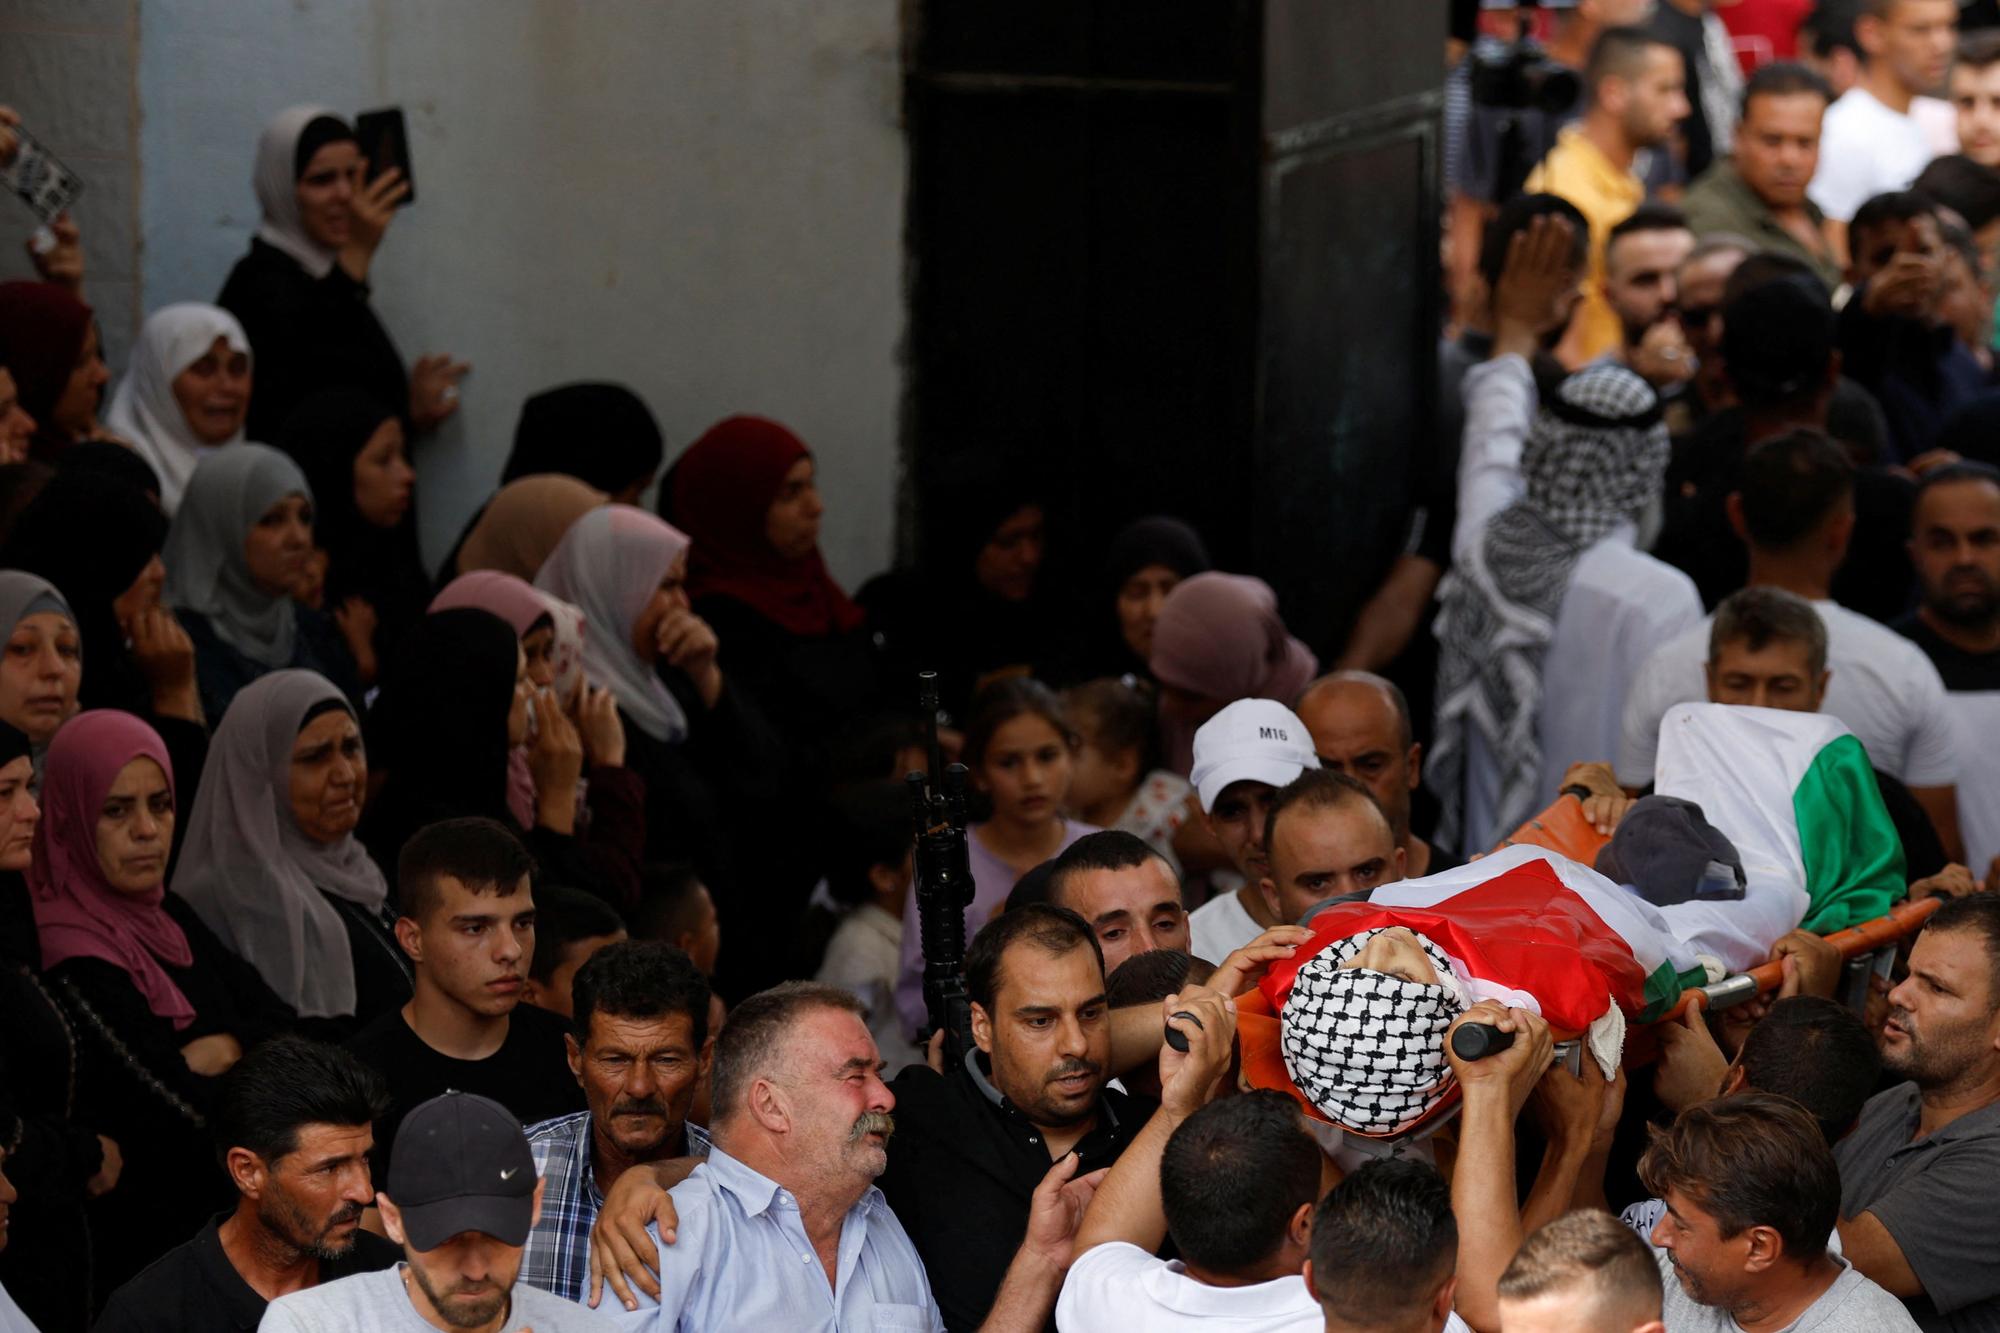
0,0,142,372
131,0,907,580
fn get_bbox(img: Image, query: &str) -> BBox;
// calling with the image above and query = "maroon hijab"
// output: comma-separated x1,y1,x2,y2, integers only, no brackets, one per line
665,415,864,638
30,710,194,1029
0,281,92,452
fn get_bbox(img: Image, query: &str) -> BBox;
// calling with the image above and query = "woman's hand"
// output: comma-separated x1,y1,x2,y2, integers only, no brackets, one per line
337,166,409,280
29,212,83,292
656,608,723,709
530,688,584,832
334,595,380,688
409,353,470,431
180,1033,243,1077
127,607,202,724
573,684,627,769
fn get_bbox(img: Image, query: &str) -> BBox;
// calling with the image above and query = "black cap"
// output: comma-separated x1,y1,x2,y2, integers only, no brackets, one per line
1594,796,1746,907
387,1092,536,1251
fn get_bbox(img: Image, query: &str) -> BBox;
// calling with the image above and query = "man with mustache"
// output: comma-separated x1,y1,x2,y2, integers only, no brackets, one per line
347,818,583,1181
1833,893,2000,1327
262,1091,612,1332
1644,1095,1918,1333
520,941,713,1302
608,982,1063,1331
1894,463,2000,886
94,1038,402,1331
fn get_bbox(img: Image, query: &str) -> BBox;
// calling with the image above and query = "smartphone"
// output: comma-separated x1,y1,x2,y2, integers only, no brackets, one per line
353,107,415,207
1,125,84,224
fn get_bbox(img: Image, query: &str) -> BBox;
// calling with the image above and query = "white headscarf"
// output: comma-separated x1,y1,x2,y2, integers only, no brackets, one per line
104,304,252,514
253,104,348,280
175,669,389,1018
536,504,691,742
163,443,312,669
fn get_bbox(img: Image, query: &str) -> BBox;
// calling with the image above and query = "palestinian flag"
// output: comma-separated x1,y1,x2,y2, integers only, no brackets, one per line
1238,845,1703,1134
1260,844,1703,1033
1653,703,1905,973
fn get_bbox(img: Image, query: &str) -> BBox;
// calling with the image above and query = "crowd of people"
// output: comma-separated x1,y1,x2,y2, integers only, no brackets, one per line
0,0,1999,1328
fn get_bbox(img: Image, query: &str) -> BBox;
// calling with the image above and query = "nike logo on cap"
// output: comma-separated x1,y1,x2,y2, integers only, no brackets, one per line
500,1167,520,1180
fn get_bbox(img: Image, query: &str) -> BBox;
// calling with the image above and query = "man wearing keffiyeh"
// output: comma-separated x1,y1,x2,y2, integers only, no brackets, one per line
1429,215,1703,856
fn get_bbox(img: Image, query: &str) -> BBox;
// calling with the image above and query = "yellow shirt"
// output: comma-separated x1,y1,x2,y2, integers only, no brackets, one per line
1524,127,1645,365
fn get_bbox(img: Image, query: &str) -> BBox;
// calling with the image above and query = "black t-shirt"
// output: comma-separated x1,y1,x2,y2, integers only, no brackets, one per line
1893,613,2000,692
878,1059,1149,1333
94,1210,400,1332
346,1002,582,1178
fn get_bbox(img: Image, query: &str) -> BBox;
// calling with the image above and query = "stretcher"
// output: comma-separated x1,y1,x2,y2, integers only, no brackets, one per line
1238,794,1943,1161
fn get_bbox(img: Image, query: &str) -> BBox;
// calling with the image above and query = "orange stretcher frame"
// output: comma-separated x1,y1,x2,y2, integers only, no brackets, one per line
1236,792,1944,1156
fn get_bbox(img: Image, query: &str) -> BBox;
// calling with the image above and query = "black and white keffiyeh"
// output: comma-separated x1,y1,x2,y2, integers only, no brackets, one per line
1430,362,1668,851
1280,928,1471,1134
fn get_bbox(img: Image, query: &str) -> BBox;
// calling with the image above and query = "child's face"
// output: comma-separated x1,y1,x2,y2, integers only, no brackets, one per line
1065,736,1133,817
975,713,1074,826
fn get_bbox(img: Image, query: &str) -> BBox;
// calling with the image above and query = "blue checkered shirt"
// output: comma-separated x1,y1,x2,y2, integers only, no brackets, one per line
519,1110,712,1303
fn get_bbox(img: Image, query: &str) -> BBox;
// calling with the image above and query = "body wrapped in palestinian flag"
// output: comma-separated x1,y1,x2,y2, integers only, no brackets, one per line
1652,703,1906,973
1242,845,1705,1135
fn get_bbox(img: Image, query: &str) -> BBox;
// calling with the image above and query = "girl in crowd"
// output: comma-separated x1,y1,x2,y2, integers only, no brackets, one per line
32,712,292,1297
101,304,252,513
0,721,108,1333
164,444,361,720
359,607,637,904
893,677,1093,1036
1062,676,1196,872
536,506,785,906
430,571,648,906
662,414,886,763
1074,515,1211,683
860,463,1056,723
217,105,465,440
175,670,409,1030
0,281,111,463
507,381,665,503
1149,571,1318,775
279,389,426,686
444,472,606,584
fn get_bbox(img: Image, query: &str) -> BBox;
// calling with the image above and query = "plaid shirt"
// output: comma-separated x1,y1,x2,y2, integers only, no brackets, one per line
517,1109,712,1303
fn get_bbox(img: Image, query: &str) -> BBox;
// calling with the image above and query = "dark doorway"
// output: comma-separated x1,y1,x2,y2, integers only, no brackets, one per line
904,0,1446,654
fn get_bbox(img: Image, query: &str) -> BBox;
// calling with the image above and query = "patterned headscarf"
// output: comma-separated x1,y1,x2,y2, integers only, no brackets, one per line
1280,927,1469,1135
1430,363,1667,851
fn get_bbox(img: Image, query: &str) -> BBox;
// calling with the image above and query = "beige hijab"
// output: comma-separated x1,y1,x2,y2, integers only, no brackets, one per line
455,474,608,581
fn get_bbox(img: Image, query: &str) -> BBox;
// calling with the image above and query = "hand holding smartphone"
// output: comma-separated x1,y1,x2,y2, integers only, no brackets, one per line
353,107,415,207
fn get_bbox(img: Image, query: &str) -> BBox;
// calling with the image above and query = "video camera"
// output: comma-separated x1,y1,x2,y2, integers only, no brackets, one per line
1468,1,1581,115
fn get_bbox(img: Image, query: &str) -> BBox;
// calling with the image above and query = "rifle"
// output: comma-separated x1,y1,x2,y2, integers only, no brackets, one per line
908,671,978,1074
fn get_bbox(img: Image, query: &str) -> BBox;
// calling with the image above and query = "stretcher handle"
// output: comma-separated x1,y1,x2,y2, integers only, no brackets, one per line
1663,895,1945,1024
1450,1022,1515,1061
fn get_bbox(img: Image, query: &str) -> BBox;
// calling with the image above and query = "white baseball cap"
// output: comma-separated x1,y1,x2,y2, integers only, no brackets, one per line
1190,699,1320,813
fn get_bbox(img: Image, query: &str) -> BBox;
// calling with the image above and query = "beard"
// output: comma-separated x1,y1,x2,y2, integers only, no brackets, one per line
1924,569,2000,628
258,1187,362,1262
1881,1005,1989,1089
407,1262,511,1330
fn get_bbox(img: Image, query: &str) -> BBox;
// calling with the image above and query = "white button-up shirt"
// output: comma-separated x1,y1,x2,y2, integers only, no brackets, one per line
606,1145,943,1332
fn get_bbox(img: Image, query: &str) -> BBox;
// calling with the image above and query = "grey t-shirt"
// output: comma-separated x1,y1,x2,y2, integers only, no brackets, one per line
1657,1252,1920,1333
1835,1082,2000,1331
258,1264,615,1332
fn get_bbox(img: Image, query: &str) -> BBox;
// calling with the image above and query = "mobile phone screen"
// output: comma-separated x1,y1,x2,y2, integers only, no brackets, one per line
353,107,415,207
1,126,84,224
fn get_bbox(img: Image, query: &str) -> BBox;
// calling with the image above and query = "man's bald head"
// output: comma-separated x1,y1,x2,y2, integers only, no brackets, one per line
1294,672,1418,844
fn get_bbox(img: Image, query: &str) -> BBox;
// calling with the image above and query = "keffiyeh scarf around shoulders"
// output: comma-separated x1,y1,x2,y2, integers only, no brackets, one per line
1430,362,1667,852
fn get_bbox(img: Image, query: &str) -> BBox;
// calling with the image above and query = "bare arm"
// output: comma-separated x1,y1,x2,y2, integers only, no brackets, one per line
1336,553,1444,673
1836,1211,1925,1298
1077,994,1238,1255
1444,1003,1556,1333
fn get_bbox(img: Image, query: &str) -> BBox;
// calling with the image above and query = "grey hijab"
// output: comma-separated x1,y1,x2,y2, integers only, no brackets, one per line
163,443,311,669
173,669,388,1018
0,571,79,770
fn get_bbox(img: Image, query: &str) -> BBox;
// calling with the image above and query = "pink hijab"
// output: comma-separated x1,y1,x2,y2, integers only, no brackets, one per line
31,711,195,1030
431,571,591,828
1149,572,1319,775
